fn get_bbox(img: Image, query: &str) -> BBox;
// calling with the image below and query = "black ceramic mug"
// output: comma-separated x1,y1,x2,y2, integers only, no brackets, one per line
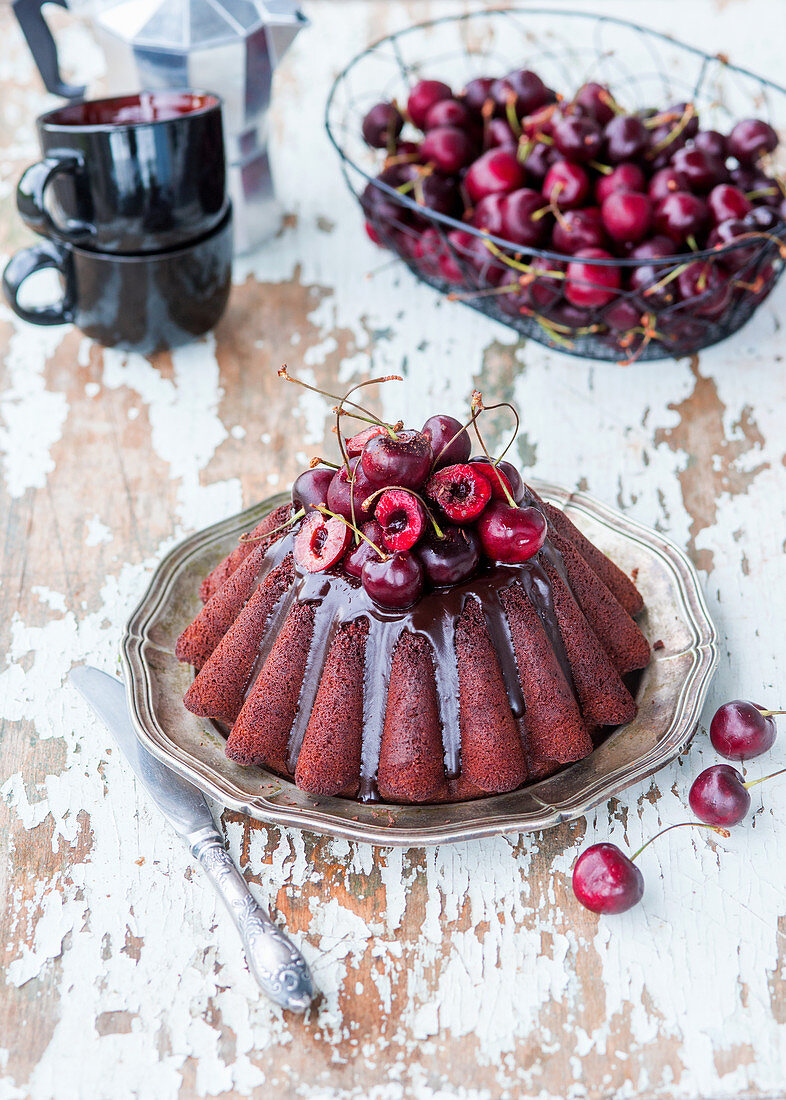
17,90,228,253
3,205,233,353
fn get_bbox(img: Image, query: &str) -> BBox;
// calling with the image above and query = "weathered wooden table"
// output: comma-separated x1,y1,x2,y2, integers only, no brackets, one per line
2,1,785,1097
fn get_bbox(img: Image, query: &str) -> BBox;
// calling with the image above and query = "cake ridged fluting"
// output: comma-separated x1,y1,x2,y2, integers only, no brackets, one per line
175,488,650,804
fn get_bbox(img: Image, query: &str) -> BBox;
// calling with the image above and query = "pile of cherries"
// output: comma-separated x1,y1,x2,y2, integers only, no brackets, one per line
284,371,546,610
360,71,785,358
573,698,784,915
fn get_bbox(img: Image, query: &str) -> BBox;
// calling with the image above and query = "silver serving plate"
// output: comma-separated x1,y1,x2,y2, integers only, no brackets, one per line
121,483,717,846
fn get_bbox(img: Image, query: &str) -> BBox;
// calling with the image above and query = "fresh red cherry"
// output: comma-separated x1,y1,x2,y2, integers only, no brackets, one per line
361,102,403,149
694,130,727,160
407,79,452,129
553,116,603,163
440,229,499,286
519,140,555,183
671,147,728,193
463,76,495,113
418,523,481,586
496,261,565,315
500,187,548,246
595,162,647,205
346,425,387,456
425,463,492,522
361,551,423,609
466,459,514,501
676,261,730,319
374,489,427,552
326,457,376,521
361,429,432,490
709,219,759,269
572,843,644,915
601,191,652,244
465,149,525,203
292,467,333,512
689,765,751,827
648,166,690,201
476,501,547,563
653,191,709,244
470,193,506,235
727,119,778,165
603,298,643,333
707,184,752,225
604,115,648,163
421,125,475,173
542,161,591,209
629,235,676,260
413,174,462,219
343,520,384,578
423,97,473,131
572,82,615,125
492,68,552,117
484,117,517,149
293,511,351,573
709,700,780,759
552,207,606,254
422,414,471,467
565,248,621,308
412,227,445,277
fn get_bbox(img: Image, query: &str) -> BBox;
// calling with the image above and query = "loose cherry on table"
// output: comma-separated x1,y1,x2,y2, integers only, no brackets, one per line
689,762,786,827
709,699,783,759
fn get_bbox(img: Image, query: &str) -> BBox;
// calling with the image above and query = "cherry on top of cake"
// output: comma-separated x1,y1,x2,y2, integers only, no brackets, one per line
260,368,549,611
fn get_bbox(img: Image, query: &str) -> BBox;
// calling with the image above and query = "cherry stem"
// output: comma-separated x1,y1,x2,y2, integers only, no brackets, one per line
470,392,517,507
630,821,730,862
505,93,522,138
239,507,304,544
309,457,340,470
745,186,778,200
479,399,521,467
482,238,566,279
757,708,786,718
744,766,786,791
599,89,624,116
686,235,699,252
647,102,696,157
588,159,612,175
314,505,387,559
517,136,534,165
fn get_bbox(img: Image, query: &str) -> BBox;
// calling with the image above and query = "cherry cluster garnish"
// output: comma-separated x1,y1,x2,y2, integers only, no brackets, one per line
573,699,784,915
277,369,546,610
361,71,786,359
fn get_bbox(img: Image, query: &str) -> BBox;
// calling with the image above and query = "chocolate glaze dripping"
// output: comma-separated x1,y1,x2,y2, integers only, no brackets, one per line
223,493,585,800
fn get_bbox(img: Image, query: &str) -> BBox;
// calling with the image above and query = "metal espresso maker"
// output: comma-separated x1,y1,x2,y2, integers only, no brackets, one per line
13,0,307,252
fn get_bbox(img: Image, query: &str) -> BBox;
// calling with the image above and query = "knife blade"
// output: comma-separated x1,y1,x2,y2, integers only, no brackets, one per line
70,665,315,1013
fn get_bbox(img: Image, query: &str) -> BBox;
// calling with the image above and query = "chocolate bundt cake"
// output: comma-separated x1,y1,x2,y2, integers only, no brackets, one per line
176,381,649,804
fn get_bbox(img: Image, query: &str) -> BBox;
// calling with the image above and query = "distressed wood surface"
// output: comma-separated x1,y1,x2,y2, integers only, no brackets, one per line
1,1,786,1097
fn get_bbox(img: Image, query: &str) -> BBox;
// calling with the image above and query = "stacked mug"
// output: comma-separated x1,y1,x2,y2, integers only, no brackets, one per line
3,90,233,354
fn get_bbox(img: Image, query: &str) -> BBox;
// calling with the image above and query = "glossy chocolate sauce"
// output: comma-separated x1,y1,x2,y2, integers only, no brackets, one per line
232,509,577,802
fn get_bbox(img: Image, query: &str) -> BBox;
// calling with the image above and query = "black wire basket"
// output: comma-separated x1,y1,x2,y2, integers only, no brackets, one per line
325,8,786,362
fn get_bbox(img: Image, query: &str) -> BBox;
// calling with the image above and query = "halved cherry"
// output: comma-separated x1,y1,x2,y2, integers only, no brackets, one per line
465,460,514,501
424,463,492,522
293,512,351,573
346,425,387,456
374,489,427,551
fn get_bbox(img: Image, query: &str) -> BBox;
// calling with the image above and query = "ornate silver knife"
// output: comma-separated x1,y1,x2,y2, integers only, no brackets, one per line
69,665,315,1012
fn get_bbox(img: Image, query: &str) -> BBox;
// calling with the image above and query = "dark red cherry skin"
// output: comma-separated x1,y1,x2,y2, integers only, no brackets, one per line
694,130,727,160
709,219,759,269
553,116,603,163
604,115,648,163
601,191,652,244
572,843,644,915
361,551,423,609
465,149,525,203
425,463,492,522
653,191,709,244
542,161,591,209
412,174,462,219
727,119,778,165
361,429,433,490
603,298,643,333
648,166,689,201
707,184,753,225
572,82,615,126
293,511,352,573
422,414,471,467
676,261,730,319
495,459,525,503
421,126,474,174
689,765,751,827
500,187,548,246
407,79,452,129
709,700,777,760
362,102,403,149
292,467,333,512
595,162,647,205
565,248,621,308
424,97,473,131
326,457,376,521
343,520,384,578
492,69,551,117
744,205,782,232
374,489,427,552
552,207,606,254
670,147,728,193
470,193,506,235
463,76,495,113
476,501,547,564
629,235,676,261
484,117,517,150
418,524,481,586
412,227,444,277
465,460,514,501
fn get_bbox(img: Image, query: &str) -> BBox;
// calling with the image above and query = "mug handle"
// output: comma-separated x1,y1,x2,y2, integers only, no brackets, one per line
11,0,86,99
2,239,76,326
18,154,95,242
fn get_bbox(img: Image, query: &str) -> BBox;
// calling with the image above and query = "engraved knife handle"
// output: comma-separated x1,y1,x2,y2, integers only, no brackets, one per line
191,830,315,1012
